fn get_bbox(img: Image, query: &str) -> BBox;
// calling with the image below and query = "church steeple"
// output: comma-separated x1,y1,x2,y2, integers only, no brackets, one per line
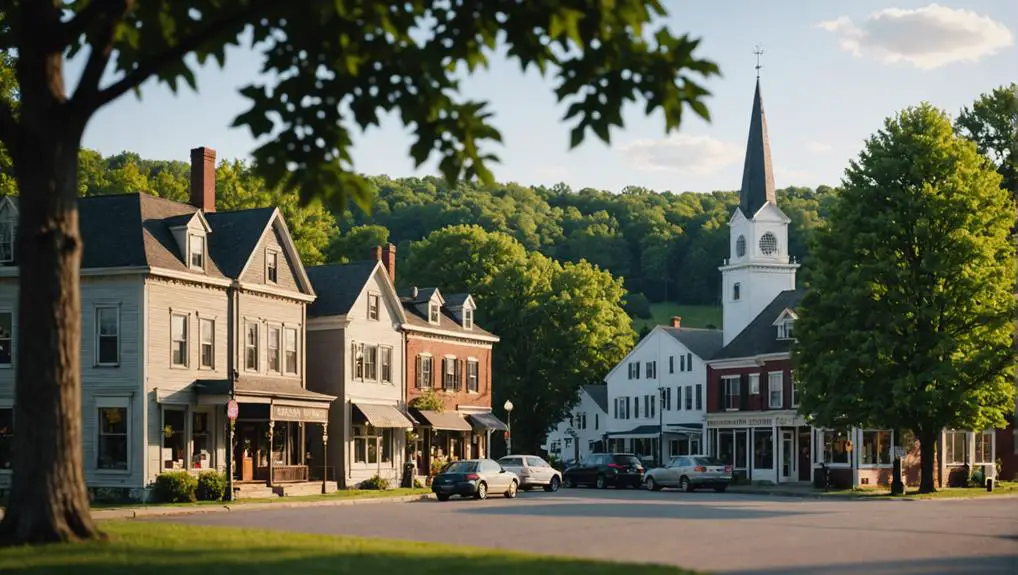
738,77,777,218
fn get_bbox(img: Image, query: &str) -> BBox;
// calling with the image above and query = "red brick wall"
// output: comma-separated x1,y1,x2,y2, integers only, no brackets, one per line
405,334,492,411
707,358,793,413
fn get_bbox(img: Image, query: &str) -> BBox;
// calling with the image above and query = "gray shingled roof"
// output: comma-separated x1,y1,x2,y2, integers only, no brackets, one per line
306,261,377,317
204,207,276,278
738,78,777,218
444,293,470,307
401,302,497,338
582,384,608,413
662,327,724,360
711,289,804,360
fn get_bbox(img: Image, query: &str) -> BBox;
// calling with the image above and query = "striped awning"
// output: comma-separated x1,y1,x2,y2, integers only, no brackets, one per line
353,403,415,429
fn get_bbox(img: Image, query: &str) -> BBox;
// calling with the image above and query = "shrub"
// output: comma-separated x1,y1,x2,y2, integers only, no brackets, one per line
360,474,390,490
623,292,653,319
153,471,197,503
970,466,986,488
413,478,425,489
196,470,228,501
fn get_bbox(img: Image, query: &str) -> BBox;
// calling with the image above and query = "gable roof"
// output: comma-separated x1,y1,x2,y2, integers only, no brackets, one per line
203,207,276,278
711,289,805,361
444,293,474,308
582,384,609,413
306,261,377,317
662,327,724,360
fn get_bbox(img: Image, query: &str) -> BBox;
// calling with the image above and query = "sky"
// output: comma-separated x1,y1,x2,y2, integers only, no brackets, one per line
71,1,1018,194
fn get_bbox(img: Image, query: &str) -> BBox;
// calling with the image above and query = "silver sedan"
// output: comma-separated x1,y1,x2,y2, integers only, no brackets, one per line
497,454,562,492
644,455,732,492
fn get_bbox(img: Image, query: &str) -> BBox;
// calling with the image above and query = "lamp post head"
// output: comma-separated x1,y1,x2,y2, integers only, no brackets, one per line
504,400,514,413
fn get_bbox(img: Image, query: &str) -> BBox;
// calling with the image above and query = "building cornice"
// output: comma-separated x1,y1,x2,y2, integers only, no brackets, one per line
237,281,316,303
708,352,790,370
402,323,499,344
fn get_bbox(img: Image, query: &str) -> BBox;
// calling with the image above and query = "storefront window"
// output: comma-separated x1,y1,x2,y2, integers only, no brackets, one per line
861,430,891,465
162,408,186,470
945,430,967,465
974,430,993,464
98,406,129,470
754,430,774,469
822,430,851,465
353,426,393,464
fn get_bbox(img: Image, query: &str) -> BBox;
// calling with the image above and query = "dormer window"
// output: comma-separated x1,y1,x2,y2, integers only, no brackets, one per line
777,319,794,340
429,303,440,324
266,250,279,284
463,308,473,329
189,234,205,270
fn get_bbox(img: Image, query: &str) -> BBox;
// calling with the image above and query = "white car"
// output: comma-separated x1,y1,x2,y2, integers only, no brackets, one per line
497,455,562,492
644,455,732,492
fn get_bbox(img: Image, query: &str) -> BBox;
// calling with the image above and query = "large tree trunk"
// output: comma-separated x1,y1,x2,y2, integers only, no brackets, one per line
917,429,939,494
0,11,101,543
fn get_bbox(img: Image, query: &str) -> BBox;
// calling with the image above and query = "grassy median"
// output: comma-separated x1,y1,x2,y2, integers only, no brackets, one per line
88,487,431,509
0,521,694,574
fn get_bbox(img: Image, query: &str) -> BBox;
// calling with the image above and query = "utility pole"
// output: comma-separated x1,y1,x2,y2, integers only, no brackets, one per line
658,386,665,468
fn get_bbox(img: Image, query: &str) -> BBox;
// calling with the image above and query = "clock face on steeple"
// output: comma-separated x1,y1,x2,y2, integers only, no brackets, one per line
759,232,778,255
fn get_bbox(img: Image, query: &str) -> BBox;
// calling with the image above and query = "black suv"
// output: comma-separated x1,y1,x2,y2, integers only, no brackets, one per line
562,453,644,489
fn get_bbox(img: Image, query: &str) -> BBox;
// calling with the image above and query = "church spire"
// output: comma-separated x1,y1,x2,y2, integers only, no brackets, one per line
738,64,776,218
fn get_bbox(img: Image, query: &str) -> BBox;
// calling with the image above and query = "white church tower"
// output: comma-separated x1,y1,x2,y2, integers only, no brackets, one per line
720,77,798,346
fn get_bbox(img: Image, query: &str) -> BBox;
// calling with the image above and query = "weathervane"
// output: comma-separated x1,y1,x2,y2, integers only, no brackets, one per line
754,44,764,78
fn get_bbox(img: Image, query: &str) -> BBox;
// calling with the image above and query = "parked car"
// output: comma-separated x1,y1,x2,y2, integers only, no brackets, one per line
431,459,519,501
644,455,732,492
498,455,562,492
562,453,644,489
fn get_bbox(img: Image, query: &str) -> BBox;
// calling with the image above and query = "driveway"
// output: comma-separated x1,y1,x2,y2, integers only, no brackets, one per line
156,489,1018,574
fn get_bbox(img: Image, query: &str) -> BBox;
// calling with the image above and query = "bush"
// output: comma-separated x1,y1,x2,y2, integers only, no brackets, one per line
413,478,425,489
623,292,653,319
360,474,390,490
153,471,197,503
970,467,986,488
196,471,228,501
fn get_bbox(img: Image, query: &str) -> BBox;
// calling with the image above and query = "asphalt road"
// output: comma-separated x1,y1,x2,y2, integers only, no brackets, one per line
156,488,1018,574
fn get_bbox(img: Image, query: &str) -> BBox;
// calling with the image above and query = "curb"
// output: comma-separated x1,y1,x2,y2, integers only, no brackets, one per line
723,489,1018,502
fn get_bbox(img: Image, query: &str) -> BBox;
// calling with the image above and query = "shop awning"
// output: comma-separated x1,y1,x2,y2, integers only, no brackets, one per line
353,403,415,429
193,377,336,414
467,411,508,432
412,409,473,432
664,423,704,436
607,425,661,439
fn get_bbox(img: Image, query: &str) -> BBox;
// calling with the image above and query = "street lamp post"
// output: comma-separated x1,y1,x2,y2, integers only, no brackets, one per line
504,400,514,455
658,387,665,468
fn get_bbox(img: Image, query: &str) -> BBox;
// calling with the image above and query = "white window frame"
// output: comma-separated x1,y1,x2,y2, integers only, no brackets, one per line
267,325,281,374
685,385,693,410
199,318,214,369
695,383,703,411
429,303,440,324
244,322,259,372
95,305,121,367
442,356,457,390
0,310,12,367
380,346,393,383
790,370,799,407
974,430,994,465
265,249,279,284
418,353,433,389
463,308,473,329
188,233,205,270
723,376,740,411
768,371,783,409
777,319,794,340
284,327,298,375
367,292,380,321
95,396,131,474
860,429,893,467
170,312,189,368
821,429,852,467
748,373,760,395
363,344,378,381
944,429,968,466
466,358,479,393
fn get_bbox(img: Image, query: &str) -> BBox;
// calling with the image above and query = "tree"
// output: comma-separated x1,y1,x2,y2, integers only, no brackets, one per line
956,83,1018,197
327,224,389,264
405,225,634,455
0,1,718,543
793,104,1016,493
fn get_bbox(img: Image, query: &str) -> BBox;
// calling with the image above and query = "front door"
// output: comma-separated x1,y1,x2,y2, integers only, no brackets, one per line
780,430,794,482
797,428,812,481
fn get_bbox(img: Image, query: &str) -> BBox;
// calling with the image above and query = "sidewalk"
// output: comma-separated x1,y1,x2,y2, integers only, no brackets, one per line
724,482,1018,501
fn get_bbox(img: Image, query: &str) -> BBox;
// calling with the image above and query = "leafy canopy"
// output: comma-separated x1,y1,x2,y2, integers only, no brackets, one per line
956,83,1018,196
18,0,719,213
793,103,1016,435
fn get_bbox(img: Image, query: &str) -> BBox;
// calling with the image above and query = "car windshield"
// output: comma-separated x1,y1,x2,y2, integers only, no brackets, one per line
443,461,477,473
612,455,641,466
497,458,520,466
692,457,725,466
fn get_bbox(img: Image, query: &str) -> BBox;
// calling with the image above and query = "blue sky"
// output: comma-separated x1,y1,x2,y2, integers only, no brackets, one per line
72,1,1017,194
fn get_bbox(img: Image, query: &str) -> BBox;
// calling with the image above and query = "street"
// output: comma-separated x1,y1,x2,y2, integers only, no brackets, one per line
155,489,1018,574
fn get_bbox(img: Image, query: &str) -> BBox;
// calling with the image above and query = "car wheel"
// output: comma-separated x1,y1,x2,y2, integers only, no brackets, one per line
680,476,694,493
545,476,561,492
714,485,728,493
563,475,574,488
596,474,607,489
436,494,450,502
646,477,661,492
504,481,518,499
520,485,531,492
475,481,488,500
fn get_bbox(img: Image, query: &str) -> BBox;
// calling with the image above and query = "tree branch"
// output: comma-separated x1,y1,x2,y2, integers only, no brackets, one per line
70,1,132,115
59,0,122,50
89,0,276,112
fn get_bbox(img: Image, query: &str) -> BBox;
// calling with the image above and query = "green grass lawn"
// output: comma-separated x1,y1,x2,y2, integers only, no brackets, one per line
827,480,1018,500
90,488,431,510
633,302,722,333
0,521,695,574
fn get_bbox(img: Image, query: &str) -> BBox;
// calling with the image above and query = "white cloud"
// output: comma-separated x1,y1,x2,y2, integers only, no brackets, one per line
807,141,832,154
617,134,741,176
818,4,1013,70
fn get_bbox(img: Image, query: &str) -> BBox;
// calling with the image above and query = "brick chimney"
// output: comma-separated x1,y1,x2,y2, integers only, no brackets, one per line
189,147,217,212
381,243,396,283
671,316,682,328
370,245,382,262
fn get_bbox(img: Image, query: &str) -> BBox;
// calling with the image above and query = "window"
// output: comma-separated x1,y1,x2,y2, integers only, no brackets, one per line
754,429,774,469
442,357,458,390
695,384,703,410
199,318,214,369
170,313,188,367
466,359,479,392
687,353,693,370
284,327,298,374
635,362,641,379
595,413,599,430
669,356,674,373
352,425,393,464
685,385,693,410
380,347,393,383
822,429,851,465
749,373,760,395
634,396,640,419
723,377,740,410
580,412,587,429
778,319,794,340
759,232,778,255
97,404,129,470
646,361,656,379
191,411,213,470
676,386,683,410
245,323,258,371
189,234,204,269
733,282,741,301
625,397,631,419
162,408,186,469
0,311,11,366
364,345,378,380
791,371,799,407
96,306,120,366
0,407,12,469
417,355,433,388
735,235,746,257
861,430,892,465
768,372,783,409
267,326,281,373
429,303,440,324
680,355,686,372
266,250,279,284
367,293,380,321
945,430,967,465
464,308,473,329
975,430,993,464
665,386,672,410
0,219,14,263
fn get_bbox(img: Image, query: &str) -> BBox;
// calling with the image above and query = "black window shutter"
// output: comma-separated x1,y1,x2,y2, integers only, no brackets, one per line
717,378,725,409
740,374,749,410
415,355,422,388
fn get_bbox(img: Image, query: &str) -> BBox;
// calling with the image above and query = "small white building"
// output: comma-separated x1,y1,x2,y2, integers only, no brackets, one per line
544,385,608,464
604,319,723,467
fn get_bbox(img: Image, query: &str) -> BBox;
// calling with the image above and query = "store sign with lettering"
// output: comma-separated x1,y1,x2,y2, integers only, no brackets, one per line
709,414,804,428
271,405,329,423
